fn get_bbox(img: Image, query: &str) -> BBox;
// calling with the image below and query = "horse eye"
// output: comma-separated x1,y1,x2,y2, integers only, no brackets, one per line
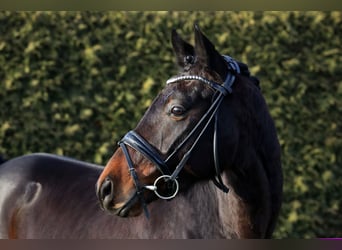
170,106,186,116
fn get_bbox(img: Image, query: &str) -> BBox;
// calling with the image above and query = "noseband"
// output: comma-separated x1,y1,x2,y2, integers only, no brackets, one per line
118,55,240,218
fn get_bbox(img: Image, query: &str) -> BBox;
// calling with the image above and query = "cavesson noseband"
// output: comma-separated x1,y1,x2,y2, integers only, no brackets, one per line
118,55,240,218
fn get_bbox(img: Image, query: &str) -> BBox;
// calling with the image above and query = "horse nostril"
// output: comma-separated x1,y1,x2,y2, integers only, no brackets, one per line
96,177,114,210
101,177,114,199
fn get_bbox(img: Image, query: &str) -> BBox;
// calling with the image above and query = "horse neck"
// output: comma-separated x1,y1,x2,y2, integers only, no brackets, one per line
184,179,246,238
145,176,260,239
214,170,268,238
214,89,278,238
169,170,270,239
142,180,225,238
154,176,263,238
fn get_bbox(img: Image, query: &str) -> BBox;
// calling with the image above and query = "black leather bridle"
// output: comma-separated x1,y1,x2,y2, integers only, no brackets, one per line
118,55,240,218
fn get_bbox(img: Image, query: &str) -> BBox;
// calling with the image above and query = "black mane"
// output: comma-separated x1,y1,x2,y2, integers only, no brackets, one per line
236,61,260,89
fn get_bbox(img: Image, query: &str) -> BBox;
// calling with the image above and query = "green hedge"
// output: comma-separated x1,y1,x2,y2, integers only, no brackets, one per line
0,11,341,238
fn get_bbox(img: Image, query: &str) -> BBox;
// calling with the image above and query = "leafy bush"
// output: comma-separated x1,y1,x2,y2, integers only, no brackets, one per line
0,11,341,238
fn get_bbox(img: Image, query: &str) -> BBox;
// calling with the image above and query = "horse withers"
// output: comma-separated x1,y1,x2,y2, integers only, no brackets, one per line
0,24,282,238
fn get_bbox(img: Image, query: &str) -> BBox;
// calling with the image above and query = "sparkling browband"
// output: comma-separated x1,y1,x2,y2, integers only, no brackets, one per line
166,55,240,96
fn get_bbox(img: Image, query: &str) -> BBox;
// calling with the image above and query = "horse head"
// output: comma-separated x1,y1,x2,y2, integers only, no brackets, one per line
96,24,280,221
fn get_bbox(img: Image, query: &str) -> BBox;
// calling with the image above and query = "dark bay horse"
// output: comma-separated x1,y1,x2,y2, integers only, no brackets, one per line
95,24,283,237
0,25,282,238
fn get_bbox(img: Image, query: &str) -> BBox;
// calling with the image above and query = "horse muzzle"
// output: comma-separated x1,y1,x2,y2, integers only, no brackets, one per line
96,176,143,217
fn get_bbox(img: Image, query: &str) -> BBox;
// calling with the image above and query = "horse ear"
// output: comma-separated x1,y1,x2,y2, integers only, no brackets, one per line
194,24,228,81
171,29,195,69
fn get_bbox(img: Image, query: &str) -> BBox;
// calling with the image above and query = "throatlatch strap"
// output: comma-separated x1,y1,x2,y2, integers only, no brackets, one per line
212,111,229,193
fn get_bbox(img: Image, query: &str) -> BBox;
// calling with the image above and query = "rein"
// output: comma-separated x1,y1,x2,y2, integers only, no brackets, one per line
119,55,240,218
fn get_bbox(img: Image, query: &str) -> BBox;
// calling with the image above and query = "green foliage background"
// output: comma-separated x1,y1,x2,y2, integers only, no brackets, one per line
0,11,341,238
